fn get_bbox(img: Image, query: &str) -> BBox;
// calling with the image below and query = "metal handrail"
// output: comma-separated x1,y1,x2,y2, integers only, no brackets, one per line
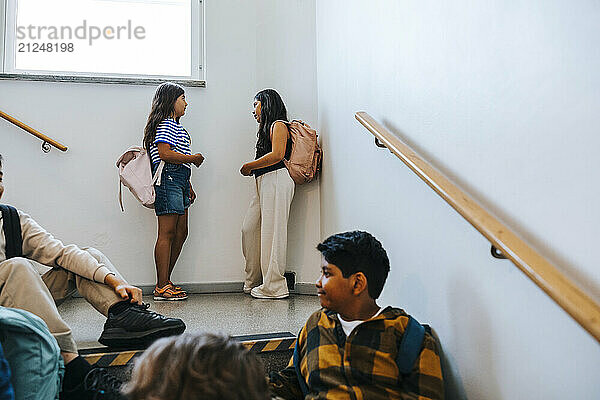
0,110,67,152
355,111,600,343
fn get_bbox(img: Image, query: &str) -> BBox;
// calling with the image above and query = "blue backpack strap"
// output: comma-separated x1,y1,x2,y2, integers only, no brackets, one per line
396,315,426,374
293,328,310,397
0,205,23,259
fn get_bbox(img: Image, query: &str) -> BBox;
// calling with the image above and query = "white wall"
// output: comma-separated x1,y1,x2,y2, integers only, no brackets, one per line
0,0,319,286
317,1,600,399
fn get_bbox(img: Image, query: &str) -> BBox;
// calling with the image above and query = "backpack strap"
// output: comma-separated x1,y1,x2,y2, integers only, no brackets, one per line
269,120,290,140
152,160,165,187
0,205,23,259
293,327,310,397
396,315,426,374
119,180,124,212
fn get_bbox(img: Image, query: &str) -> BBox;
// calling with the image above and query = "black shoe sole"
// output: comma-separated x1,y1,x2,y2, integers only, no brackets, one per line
98,324,186,348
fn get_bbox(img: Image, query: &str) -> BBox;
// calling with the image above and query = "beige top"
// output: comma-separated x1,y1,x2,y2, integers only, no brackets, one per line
0,209,112,283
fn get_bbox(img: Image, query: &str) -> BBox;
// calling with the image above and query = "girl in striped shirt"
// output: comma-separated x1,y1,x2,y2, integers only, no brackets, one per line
143,82,204,301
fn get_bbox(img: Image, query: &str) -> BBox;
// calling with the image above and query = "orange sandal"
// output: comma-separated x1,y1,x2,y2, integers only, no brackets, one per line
168,281,185,292
168,281,187,298
153,284,188,301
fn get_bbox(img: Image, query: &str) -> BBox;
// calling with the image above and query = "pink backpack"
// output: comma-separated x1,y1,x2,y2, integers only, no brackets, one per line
116,146,164,211
272,120,322,185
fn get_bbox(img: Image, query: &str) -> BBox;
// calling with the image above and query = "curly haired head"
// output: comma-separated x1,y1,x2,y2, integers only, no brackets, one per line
122,332,269,400
317,231,390,299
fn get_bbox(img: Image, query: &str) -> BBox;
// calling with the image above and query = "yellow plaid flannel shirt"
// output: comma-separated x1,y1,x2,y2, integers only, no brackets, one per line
270,307,444,400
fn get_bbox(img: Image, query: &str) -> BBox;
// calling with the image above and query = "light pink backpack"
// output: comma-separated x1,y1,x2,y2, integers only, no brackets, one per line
116,146,164,211
272,120,322,184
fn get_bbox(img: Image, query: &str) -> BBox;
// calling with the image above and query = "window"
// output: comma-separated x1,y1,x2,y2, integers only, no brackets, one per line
0,0,204,86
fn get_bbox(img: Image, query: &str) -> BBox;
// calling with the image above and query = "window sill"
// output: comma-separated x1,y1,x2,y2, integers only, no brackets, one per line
0,73,206,87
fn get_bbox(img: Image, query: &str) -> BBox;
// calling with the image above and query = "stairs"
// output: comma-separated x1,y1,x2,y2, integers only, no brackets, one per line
80,331,297,378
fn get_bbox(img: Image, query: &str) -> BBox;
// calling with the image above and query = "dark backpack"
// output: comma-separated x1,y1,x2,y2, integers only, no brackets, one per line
0,205,23,259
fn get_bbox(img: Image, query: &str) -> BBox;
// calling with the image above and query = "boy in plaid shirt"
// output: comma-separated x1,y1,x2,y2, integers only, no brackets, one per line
270,231,444,400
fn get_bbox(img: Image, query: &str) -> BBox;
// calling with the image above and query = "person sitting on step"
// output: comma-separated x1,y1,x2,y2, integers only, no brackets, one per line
123,332,270,400
0,154,186,400
269,231,444,400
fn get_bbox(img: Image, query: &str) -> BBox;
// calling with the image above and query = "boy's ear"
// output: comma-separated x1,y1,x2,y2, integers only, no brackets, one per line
351,272,369,296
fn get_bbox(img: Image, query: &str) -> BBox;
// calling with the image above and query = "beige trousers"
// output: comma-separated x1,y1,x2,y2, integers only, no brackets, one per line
242,168,295,297
0,247,123,353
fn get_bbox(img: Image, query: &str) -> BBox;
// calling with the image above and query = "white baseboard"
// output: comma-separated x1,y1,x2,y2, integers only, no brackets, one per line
74,281,317,297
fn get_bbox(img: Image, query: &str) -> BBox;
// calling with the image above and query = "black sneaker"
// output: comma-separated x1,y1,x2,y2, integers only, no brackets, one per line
61,368,124,400
84,368,124,400
98,302,186,348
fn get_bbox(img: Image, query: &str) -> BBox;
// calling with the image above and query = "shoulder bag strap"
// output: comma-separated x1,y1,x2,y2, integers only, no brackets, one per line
0,205,23,259
396,315,426,374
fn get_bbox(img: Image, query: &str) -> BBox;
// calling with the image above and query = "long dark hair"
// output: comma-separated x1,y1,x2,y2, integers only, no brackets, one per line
143,82,185,151
254,89,287,155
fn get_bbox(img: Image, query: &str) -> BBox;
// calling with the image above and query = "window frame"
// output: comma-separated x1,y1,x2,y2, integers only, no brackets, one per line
0,0,205,87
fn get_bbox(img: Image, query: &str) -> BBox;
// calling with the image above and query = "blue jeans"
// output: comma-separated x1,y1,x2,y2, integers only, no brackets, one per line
153,163,191,216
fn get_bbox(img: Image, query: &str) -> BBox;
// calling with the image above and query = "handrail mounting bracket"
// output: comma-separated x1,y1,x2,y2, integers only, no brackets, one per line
490,245,507,259
374,137,387,148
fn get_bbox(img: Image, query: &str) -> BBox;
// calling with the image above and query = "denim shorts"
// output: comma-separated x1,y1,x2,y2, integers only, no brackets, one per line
153,163,191,216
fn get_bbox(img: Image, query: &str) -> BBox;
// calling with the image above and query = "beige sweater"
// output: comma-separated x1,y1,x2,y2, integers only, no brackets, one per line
0,209,112,283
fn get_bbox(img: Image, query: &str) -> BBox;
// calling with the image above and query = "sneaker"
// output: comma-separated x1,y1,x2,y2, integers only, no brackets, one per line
243,284,254,294
61,368,124,400
243,281,261,294
98,302,186,348
153,283,188,301
250,286,289,299
84,368,125,400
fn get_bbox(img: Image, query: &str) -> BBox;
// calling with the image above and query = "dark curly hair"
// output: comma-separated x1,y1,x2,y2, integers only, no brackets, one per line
317,231,390,299
123,332,269,400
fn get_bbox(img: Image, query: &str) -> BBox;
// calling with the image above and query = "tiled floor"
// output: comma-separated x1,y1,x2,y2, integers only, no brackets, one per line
59,293,320,349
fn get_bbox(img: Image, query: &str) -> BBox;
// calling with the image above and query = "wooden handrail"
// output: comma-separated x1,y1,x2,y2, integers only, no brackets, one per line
0,110,67,152
355,111,600,343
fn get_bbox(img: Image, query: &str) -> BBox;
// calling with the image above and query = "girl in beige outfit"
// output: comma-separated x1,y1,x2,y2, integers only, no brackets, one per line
240,89,295,299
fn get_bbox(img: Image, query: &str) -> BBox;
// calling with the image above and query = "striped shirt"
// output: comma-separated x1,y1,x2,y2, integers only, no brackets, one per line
149,118,192,168
269,307,444,400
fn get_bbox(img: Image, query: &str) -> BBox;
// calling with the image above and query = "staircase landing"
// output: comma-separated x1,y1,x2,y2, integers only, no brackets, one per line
59,292,319,349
